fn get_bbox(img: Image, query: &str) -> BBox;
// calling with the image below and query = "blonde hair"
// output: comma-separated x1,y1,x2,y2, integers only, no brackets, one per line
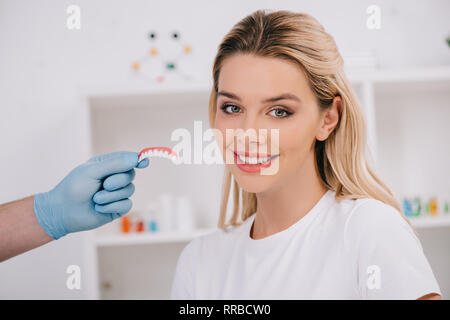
208,9,413,232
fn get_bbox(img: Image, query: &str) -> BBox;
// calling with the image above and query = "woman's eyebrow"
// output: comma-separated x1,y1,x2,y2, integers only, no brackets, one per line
217,91,301,103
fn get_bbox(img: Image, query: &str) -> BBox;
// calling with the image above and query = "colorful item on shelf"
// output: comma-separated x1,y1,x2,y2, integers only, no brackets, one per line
144,201,159,233
136,220,144,233
412,197,421,217
402,199,412,217
401,196,450,218
149,220,158,232
121,216,131,233
120,213,160,234
429,197,438,216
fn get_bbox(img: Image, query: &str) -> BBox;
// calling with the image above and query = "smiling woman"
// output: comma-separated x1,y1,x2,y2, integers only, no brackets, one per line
170,9,442,300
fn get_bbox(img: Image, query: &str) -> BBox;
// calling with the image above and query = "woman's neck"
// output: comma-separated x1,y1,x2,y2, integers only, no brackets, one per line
251,152,328,240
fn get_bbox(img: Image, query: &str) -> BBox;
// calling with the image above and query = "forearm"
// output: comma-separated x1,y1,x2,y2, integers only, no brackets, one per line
0,196,53,262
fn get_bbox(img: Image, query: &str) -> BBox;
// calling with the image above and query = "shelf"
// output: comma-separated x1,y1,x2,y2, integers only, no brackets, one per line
78,80,212,98
347,65,450,83
78,65,450,98
94,228,218,247
408,216,450,228
93,215,450,247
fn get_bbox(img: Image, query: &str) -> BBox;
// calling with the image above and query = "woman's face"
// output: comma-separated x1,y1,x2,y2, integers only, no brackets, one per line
214,53,334,194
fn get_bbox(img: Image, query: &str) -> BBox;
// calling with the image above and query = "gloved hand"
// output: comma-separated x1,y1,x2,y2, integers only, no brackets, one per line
33,151,149,240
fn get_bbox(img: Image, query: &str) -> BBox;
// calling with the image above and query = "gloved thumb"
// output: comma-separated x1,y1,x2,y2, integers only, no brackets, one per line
85,151,141,180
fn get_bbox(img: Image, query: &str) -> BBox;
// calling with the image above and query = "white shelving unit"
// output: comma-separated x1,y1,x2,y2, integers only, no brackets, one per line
409,216,450,229
81,65,450,299
95,228,217,247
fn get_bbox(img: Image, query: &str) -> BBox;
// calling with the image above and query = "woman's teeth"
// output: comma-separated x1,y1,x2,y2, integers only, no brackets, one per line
236,154,277,164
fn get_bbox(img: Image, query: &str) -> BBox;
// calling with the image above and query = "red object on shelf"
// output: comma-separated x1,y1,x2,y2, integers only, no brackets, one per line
136,220,144,233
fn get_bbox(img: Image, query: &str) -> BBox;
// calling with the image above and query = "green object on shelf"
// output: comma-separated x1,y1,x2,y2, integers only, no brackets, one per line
445,202,449,214
447,37,450,48
412,197,421,216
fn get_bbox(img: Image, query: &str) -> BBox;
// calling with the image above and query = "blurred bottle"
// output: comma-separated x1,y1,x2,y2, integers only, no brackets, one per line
158,193,174,232
136,220,144,233
402,198,412,217
121,215,131,234
412,197,421,217
144,201,159,233
429,197,439,216
174,195,195,232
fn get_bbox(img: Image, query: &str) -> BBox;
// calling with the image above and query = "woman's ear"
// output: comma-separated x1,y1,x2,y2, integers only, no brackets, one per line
316,96,342,141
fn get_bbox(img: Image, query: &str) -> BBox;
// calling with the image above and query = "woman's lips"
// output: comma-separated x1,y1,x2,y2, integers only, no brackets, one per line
233,151,280,173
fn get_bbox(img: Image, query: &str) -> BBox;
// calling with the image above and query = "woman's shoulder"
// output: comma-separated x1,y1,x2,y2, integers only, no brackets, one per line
321,193,414,243
327,191,403,226
341,196,417,248
338,197,440,299
343,197,408,230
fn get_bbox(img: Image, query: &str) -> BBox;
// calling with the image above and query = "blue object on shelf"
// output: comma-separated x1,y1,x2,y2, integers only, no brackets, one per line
149,221,158,232
403,198,412,217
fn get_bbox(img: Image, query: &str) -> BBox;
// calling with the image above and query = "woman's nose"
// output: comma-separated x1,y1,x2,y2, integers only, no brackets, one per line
236,115,268,147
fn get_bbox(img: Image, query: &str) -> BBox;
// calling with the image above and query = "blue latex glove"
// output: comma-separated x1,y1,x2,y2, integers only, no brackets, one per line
34,151,149,240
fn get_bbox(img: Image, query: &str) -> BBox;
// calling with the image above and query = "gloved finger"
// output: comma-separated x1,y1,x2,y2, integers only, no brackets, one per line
103,169,135,191
94,199,132,217
137,158,150,168
93,183,135,205
85,151,139,180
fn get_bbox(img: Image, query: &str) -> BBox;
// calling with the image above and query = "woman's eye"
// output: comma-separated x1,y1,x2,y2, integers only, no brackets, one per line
220,104,241,114
269,108,292,118
220,104,292,118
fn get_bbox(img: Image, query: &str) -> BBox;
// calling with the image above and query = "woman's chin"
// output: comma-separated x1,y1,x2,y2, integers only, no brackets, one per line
233,176,272,194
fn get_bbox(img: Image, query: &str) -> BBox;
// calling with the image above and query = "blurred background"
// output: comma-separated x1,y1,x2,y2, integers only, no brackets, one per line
0,0,449,299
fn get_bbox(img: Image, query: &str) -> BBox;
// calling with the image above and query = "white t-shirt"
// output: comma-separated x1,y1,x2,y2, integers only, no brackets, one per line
170,189,442,299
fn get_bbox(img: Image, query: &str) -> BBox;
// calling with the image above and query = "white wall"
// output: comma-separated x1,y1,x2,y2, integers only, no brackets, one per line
1,0,449,299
